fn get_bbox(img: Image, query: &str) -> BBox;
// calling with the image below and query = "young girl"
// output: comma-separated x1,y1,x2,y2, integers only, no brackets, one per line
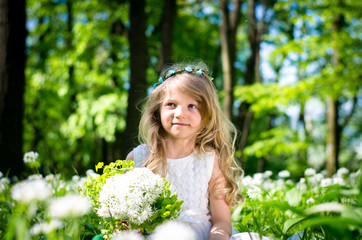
126,62,270,240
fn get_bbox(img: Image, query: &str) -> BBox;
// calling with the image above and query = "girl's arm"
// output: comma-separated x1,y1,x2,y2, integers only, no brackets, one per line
209,154,232,240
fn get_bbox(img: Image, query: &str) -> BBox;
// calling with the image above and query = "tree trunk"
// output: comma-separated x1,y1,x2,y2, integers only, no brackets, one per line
160,0,176,66
108,17,128,162
243,0,257,86
326,12,344,177
121,0,148,158
237,0,271,166
326,99,339,176
236,0,257,160
220,0,241,120
66,0,76,114
0,0,26,177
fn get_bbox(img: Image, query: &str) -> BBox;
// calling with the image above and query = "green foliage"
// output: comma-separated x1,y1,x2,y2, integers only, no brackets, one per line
232,167,362,239
24,0,130,177
22,0,361,183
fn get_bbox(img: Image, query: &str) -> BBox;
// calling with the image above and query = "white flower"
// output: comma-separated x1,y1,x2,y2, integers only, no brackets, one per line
252,173,263,186
246,186,261,200
336,167,349,177
97,168,165,225
0,177,10,193
278,170,290,178
304,168,316,176
30,220,64,235
286,179,294,185
110,231,144,240
11,179,52,204
263,170,273,179
0,171,3,178
321,178,333,187
275,179,286,190
299,178,306,184
45,174,60,182
86,169,99,178
350,170,361,186
23,151,39,163
77,177,88,192
49,194,91,218
241,176,253,187
332,176,345,186
307,173,323,187
27,174,43,180
306,197,315,204
355,141,362,159
72,175,80,182
149,221,197,240
261,179,274,191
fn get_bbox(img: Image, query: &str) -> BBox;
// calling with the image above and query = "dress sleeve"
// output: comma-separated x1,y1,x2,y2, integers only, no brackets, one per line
133,144,149,167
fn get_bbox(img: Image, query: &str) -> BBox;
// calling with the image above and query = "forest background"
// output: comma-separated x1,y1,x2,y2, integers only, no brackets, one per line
0,0,361,180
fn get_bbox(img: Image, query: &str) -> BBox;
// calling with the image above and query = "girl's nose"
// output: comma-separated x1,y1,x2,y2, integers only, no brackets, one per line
174,106,184,117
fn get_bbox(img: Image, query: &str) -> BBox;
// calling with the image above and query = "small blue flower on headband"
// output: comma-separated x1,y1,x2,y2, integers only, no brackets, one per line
158,77,163,83
185,66,193,72
196,70,203,75
167,70,176,77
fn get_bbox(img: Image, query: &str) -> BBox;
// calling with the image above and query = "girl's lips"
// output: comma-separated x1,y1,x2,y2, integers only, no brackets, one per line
172,123,188,126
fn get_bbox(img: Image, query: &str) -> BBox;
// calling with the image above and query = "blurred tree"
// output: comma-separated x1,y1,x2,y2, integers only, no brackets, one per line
18,0,361,178
236,0,274,171
220,0,241,119
0,0,26,177
121,0,148,157
105,0,129,163
235,0,361,176
159,0,176,66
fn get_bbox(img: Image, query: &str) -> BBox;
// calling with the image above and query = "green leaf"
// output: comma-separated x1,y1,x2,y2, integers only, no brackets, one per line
305,202,347,215
283,217,307,234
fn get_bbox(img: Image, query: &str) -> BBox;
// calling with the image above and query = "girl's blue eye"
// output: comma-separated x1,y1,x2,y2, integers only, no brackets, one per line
189,104,197,109
167,103,175,107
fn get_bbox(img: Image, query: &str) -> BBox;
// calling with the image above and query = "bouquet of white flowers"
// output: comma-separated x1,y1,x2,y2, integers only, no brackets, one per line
82,160,183,239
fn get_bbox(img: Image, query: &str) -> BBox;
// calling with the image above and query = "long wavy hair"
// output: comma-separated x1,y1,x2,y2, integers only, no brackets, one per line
138,62,241,205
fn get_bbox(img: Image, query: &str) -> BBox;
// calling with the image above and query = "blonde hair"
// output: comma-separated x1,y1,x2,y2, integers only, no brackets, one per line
138,62,241,205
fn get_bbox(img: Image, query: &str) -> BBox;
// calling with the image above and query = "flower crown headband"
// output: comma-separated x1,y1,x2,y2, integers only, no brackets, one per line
153,66,214,88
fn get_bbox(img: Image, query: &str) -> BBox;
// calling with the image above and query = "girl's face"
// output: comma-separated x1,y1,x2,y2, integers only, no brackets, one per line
160,87,202,142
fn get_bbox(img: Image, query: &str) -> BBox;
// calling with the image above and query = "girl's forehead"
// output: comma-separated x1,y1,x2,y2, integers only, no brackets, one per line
162,87,198,102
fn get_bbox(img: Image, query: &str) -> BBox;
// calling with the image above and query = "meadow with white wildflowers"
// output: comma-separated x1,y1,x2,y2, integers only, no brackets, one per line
232,168,361,239
0,152,361,240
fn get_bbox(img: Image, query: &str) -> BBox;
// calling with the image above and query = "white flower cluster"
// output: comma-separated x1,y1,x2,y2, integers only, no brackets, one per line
23,151,39,163
149,221,197,240
110,231,144,240
0,172,9,193
109,221,197,240
247,186,262,200
11,178,52,204
49,194,91,218
97,168,164,225
240,167,361,202
278,170,291,178
30,219,64,235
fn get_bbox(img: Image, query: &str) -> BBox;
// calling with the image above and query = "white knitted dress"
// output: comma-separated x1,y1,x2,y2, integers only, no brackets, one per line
133,144,213,240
